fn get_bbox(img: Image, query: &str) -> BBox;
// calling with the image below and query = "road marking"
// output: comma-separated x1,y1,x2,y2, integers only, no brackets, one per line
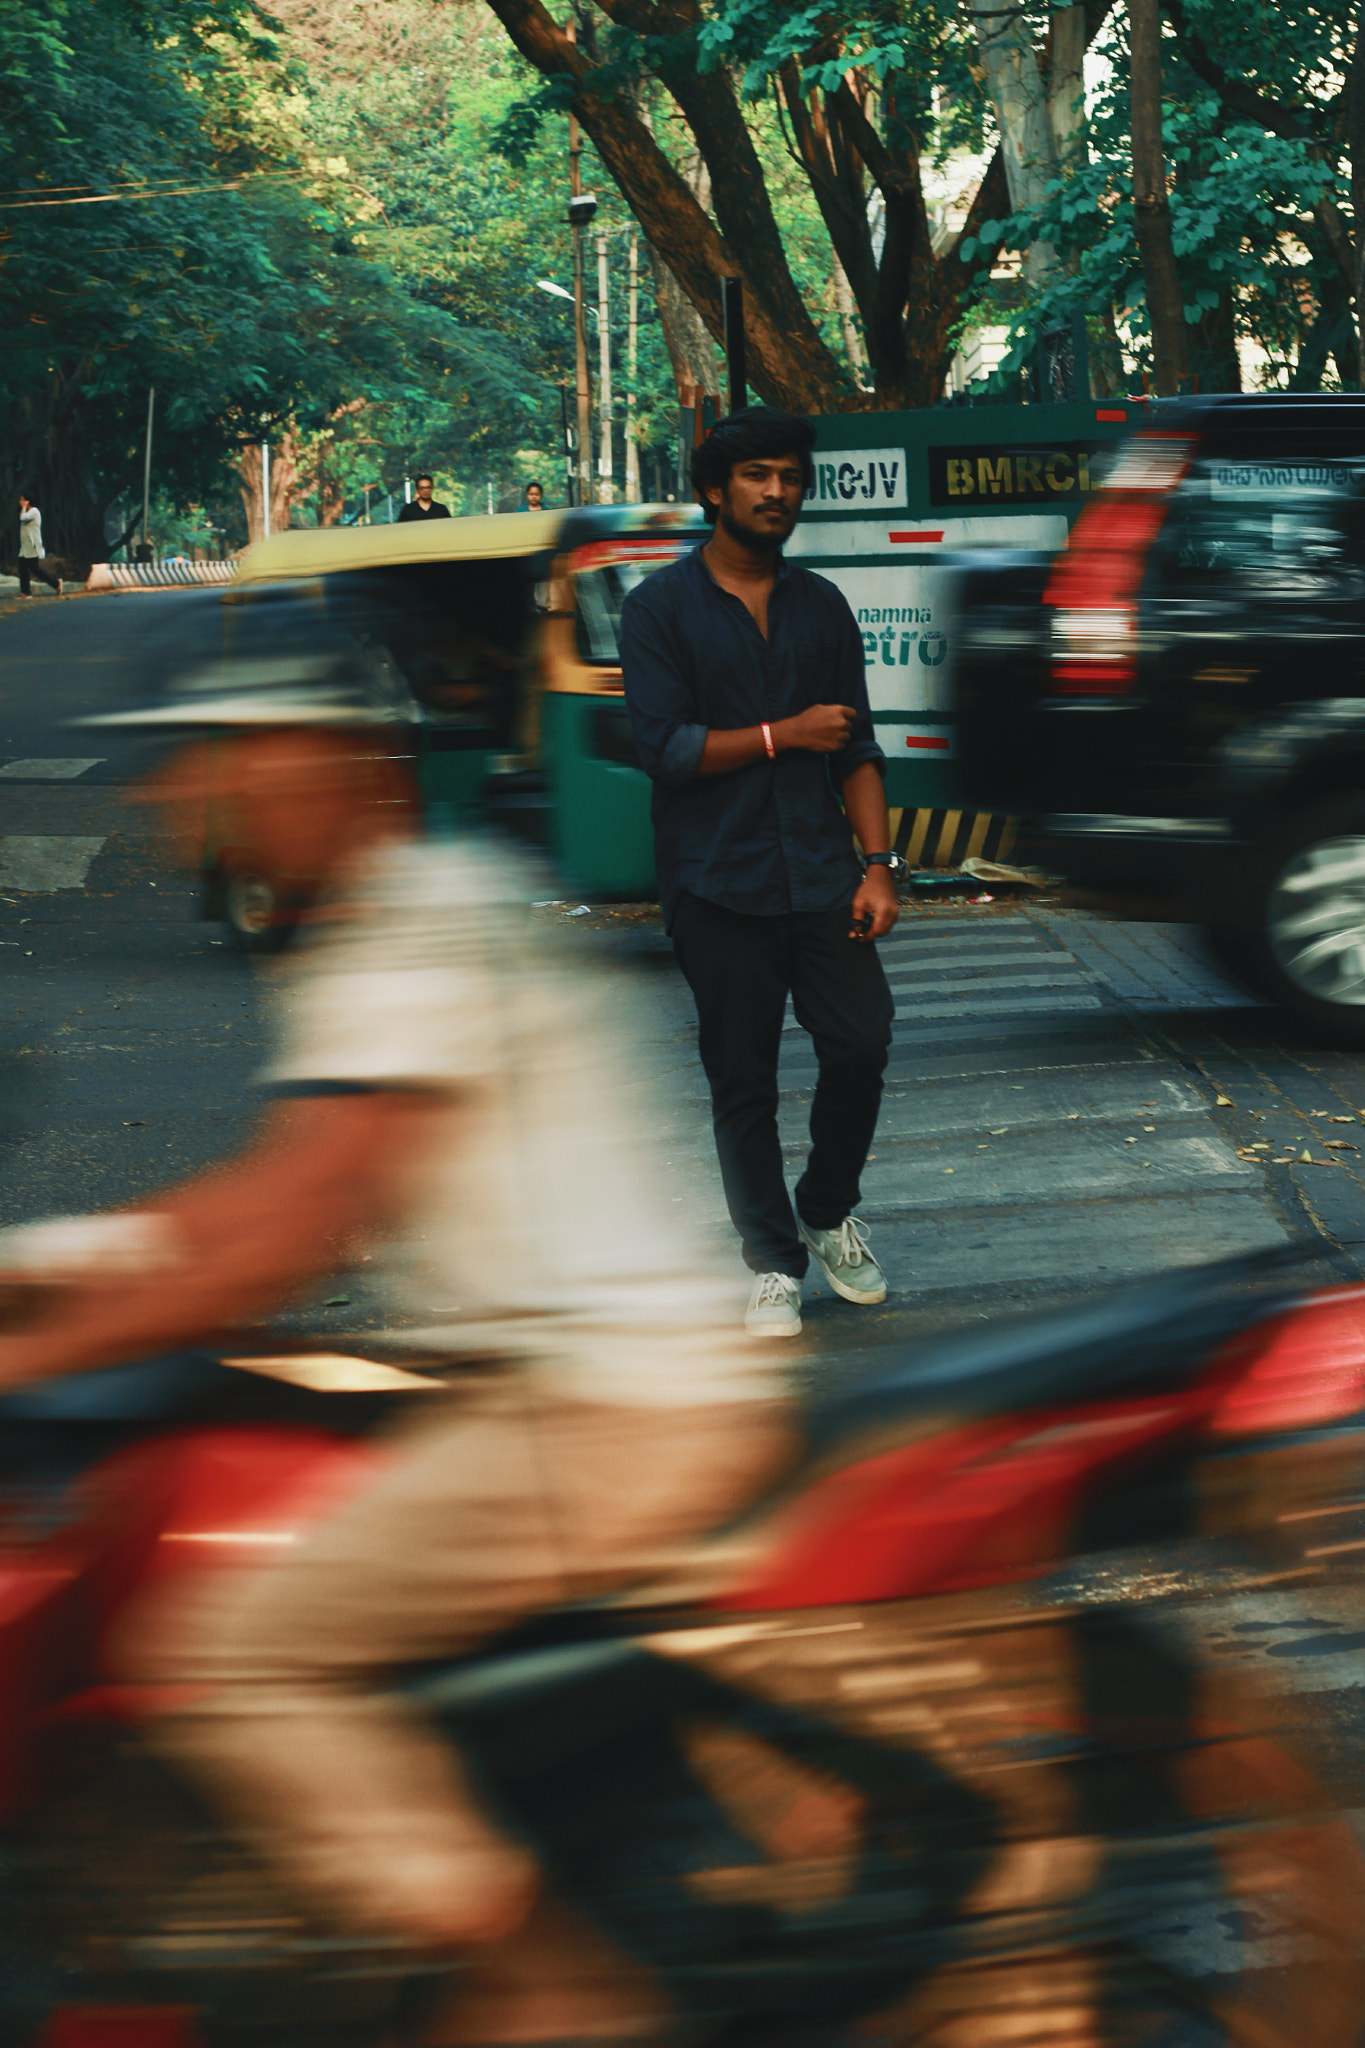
895,992,1104,1023
895,970,1094,998
883,949,1074,976
0,836,106,890
882,928,1042,951
0,758,104,780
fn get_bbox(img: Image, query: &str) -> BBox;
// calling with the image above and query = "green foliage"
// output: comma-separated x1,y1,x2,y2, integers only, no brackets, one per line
959,0,1356,394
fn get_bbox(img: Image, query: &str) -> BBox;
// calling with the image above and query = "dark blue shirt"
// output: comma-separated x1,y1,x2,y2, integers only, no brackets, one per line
620,543,885,925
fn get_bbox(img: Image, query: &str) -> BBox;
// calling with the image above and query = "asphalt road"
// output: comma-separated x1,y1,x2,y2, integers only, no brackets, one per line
4,585,1365,1360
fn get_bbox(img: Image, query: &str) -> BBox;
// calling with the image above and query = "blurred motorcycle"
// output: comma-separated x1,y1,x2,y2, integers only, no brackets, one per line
2,1250,1365,2048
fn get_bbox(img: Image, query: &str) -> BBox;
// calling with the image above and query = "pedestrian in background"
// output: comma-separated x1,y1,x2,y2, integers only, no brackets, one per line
620,407,900,1341
524,480,545,510
396,474,449,524
16,492,62,598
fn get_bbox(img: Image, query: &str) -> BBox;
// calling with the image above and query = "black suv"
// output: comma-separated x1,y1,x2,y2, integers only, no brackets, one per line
956,392,1365,1042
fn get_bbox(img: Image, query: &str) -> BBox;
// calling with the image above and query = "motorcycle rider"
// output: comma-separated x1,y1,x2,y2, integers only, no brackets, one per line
0,658,795,2042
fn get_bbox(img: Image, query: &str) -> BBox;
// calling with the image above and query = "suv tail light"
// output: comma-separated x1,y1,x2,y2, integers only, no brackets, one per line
1043,434,1193,694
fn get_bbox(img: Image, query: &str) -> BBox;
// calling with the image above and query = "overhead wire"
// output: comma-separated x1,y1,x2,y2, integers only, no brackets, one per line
0,171,307,210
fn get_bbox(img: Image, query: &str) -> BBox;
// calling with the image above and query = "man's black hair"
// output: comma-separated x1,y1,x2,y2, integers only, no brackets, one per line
525,480,544,493
415,473,434,486
690,407,815,525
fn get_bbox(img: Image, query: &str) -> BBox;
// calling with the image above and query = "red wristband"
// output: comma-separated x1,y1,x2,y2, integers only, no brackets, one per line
760,722,776,760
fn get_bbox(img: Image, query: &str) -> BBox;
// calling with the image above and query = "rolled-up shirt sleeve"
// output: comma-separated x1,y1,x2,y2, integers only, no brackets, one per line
828,592,886,789
620,585,708,787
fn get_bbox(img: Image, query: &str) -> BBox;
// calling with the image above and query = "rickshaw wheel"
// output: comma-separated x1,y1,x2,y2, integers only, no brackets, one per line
223,869,297,954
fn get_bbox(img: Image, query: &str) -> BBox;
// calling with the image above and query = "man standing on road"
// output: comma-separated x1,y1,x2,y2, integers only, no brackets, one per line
396,473,450,523
621,407,901,1339
16,491,62,598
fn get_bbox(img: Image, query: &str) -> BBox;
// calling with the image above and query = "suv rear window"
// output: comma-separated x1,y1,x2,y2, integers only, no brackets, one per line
1156,446,1365,599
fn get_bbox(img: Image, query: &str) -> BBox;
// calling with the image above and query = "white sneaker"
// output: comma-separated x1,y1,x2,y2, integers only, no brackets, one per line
744,1271,803,1338
798,1215,887,1305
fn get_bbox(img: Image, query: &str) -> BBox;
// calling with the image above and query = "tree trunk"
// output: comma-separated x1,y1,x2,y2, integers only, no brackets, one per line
1047,5,1088,168
1349,2,1365,383
1188,290,1240,392
832,256,870,386
650,246,722,398
1130,0,1189,393
239,434,304,542
967,0,1060,287
641,137,722,400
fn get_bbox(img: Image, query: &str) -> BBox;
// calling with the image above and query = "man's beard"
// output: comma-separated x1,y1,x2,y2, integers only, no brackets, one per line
717,503,793,555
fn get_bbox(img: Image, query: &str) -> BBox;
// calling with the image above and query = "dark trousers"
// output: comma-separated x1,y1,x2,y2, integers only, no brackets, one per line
672,892,894,1279
18,557,60,596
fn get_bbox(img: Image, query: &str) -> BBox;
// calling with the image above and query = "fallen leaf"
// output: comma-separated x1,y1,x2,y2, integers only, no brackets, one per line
989,1127,1008,1136
1215,1095,1234,1107
1066,1112,1079,1120
1310,1110,1331,1118
1250,1142,1271,1150
944,1168,954,1175
1299,1150,1314,1163
1325,1139,1357,1149
121,1119,144,1128
1330,1116,1355,1124
1126,1137,1138,1144
1143,1125,1156,1131
323,1294,351,1307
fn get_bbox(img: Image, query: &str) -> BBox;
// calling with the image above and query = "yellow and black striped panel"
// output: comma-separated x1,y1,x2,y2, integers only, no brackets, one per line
888,808,1017,870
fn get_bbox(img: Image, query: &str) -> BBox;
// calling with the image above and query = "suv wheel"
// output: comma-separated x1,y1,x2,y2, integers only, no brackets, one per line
223,868,297,954
1210,796,1365,1043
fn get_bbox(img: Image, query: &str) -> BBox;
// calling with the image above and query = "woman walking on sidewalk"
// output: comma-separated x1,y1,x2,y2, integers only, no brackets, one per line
17,492,62,598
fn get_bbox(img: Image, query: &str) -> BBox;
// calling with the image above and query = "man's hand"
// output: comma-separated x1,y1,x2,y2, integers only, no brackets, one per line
775,704,857,755
850,864,899,942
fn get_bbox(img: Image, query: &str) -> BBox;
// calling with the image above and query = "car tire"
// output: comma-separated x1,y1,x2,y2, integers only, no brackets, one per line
1208,794,1365,1045
222,868,297,954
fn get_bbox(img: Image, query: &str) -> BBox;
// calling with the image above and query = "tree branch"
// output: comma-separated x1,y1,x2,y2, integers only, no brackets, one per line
482,0,849,409
594,0,850,400
1163,0,1313,140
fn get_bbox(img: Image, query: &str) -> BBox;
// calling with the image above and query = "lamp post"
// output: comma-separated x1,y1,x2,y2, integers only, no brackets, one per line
261,438,270,539
537,280,593,507
595,227,613,504
625,233,640,503
140,388,156,560
568,189,597,505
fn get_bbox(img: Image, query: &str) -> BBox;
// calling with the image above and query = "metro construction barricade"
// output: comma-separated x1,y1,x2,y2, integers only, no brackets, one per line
795,400,1145,812
86,561,236,591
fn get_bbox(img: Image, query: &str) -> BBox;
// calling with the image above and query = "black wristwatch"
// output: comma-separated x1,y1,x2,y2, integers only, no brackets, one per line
864,851,906,876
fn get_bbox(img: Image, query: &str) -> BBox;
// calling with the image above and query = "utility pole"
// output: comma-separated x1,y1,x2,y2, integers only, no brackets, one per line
596,227,614,504
625,233,640,503
558,383,576,506
141,388,155,558
262,438,271,539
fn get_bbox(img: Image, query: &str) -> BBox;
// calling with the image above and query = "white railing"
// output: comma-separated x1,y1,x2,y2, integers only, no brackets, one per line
85,559,237,590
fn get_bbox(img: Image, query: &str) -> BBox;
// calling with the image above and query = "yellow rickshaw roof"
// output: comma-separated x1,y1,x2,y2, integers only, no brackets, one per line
236,510,563,583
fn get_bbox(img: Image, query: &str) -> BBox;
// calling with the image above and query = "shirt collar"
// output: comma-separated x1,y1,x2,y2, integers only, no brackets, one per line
690,537,792,589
